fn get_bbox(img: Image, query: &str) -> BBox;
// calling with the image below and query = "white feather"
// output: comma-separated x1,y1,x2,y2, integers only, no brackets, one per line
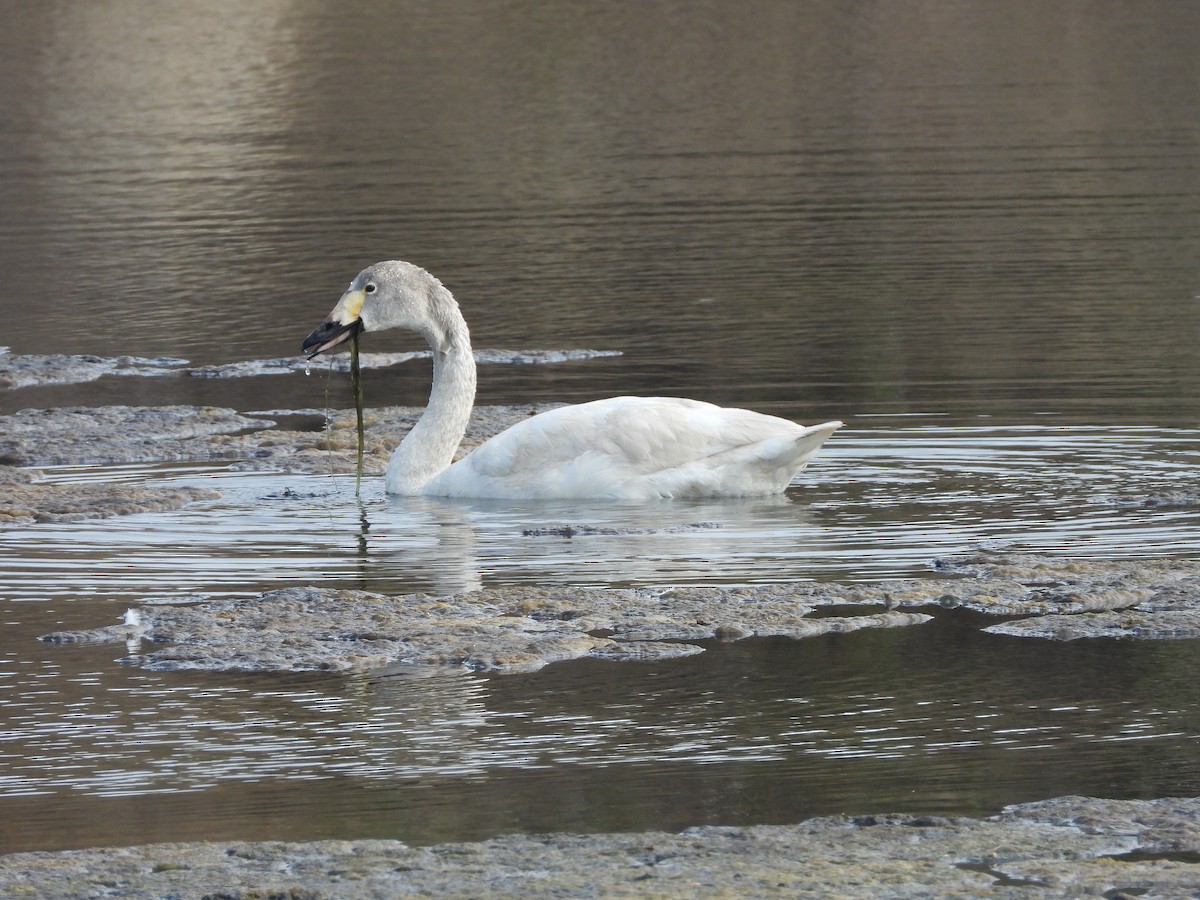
427,397,840,499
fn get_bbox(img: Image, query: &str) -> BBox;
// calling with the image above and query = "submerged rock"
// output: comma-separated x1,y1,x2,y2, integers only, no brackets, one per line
40,584,932,674
0,795,1195,898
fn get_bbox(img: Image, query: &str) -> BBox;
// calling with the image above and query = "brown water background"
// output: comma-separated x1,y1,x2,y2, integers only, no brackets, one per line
1,0,1199,854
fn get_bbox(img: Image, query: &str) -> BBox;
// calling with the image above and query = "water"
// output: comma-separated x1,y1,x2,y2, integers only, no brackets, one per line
5,425,1200,604
3,2,1199,423
4,630,1199,853
2,0,1200,855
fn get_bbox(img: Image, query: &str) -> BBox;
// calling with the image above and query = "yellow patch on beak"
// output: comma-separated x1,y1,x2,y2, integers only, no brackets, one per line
331,288,366,326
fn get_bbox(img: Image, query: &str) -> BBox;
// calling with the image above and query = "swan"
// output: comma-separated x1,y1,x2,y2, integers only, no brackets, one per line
301,260,842,499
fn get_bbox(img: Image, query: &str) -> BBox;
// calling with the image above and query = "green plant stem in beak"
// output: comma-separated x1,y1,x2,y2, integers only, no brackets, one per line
350,331,365,493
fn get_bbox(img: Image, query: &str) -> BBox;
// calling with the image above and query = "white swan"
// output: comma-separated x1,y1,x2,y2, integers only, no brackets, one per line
301,260,842,499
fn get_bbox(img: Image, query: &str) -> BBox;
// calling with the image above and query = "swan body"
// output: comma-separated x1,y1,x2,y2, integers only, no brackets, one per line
302,260,842,499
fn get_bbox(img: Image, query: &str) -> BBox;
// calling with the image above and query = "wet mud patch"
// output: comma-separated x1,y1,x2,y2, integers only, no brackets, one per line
190,346,620,378
0,466,218,525
1108,489,1200,509
0,403,558,525
0,795,1196,898
41,585,931,674
924,553,1200,640
0,402,558,473
648,552,1200,642
0,349,188,389
0,405,273,466
36,552,1200,671
0,348,620,388
221,402,561,477
984,609,1200,641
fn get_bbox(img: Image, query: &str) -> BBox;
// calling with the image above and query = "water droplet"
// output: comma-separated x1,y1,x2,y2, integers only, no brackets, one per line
304,364,311,376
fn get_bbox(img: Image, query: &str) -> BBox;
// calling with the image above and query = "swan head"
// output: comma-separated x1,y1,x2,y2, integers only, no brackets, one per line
301,260,444,359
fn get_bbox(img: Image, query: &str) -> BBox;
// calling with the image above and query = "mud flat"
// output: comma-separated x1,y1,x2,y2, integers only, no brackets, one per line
42,584,931,673
0,349,188,389
0,403,554,523
0,348,619,389
5,401,1198,529
6,401,1198,662
1,795,1197,899
36,552,1200,673
927,553,1200,641
0,465,218,526
0,403,555,470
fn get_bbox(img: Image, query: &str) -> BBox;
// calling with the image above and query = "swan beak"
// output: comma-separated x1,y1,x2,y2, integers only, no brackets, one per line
301,288,366,359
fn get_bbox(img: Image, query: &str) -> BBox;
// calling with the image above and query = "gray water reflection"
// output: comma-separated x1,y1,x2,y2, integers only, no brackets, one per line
2,624,1199,853
2,2,1199,423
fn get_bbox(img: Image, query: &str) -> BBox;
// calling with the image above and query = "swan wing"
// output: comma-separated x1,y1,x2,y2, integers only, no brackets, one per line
425,397,840,499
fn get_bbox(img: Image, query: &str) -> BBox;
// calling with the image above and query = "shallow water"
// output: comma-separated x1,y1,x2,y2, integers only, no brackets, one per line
5,424,1200,604
2,0,1200,857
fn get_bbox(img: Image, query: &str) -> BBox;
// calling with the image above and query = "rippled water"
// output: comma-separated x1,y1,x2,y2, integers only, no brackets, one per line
2,0,1200,856
5,424,1200,604
4,2,1200,424
3,610,1200,852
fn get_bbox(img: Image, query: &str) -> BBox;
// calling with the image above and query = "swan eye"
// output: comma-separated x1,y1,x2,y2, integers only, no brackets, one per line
364,283,377,294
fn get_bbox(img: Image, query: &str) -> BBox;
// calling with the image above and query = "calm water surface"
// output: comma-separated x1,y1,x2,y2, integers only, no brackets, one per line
2,0,1200,854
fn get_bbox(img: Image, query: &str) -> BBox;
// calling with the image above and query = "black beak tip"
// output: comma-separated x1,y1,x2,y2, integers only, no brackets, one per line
301,319,363,358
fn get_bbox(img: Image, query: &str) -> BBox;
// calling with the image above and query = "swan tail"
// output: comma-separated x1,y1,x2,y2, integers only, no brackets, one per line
776,420,843,470
666,419,842,497
732,418,838,482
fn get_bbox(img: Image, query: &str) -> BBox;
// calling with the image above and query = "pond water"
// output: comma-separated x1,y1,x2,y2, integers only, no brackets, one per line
2,0,1200,855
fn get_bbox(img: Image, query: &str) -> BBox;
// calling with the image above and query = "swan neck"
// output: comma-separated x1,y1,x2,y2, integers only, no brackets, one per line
386,297,476,494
